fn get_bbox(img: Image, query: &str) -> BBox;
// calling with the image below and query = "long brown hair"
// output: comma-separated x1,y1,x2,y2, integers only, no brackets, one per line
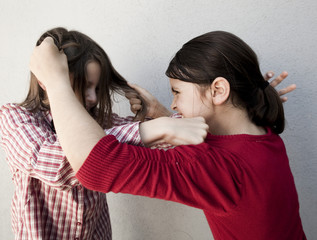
21,27,147,128
166,31,284,134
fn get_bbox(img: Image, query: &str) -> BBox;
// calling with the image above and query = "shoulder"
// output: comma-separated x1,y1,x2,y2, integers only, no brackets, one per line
1,103,33,119
1,103,19,112
0,103,46,126
0,103,24,118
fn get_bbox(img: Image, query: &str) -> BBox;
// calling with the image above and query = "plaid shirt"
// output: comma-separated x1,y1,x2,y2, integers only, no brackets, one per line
0,103,143,240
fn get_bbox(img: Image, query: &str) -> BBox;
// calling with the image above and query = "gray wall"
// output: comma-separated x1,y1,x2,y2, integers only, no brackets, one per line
0,0,316,239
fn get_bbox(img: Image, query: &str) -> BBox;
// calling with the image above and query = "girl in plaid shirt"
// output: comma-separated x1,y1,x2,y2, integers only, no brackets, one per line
0,27,200,240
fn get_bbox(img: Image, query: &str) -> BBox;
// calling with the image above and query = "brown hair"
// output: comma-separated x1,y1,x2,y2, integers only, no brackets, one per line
21,27,147,128
166,31,284,134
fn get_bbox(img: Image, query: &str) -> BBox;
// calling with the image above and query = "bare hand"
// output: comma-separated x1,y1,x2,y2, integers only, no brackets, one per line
264,71,296,103
29,37,69,89
164,117,209,146
140,116,208,147
126,83,172,118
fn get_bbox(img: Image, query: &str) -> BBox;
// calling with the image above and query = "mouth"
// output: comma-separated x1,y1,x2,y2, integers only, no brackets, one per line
174,112,183,118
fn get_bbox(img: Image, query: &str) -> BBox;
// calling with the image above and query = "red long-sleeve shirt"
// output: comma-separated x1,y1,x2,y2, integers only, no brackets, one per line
76,128,306,240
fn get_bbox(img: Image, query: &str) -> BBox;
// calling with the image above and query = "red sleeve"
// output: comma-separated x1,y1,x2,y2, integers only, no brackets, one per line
76,135,243,212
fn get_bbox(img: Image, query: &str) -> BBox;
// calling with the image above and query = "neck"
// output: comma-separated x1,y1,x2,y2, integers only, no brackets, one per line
208,105,266,136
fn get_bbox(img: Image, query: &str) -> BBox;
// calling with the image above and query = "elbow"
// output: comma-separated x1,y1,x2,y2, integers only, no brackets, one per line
67,156,84,174
76,176,111,193
71,163,82,174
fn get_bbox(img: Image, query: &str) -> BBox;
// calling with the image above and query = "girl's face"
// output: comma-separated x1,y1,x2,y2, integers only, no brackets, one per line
84,61,100,111
71,61,101,111
169,78,213,119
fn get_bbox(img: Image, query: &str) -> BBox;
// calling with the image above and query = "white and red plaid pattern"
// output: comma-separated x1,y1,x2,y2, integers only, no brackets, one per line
0,103,142,240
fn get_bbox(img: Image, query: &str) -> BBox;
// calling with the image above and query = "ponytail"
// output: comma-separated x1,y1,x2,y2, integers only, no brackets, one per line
248,84,285,134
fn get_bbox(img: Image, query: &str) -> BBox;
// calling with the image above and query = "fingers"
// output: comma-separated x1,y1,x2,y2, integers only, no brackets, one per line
130,106,141,114
194,117,209,137
166,117,208,146
38,37,55,48
264,71,295,102
125,90,142,113
127,82,154,100
34,37,59,56
126,95,142,113
131,105,142,111
30,36,68,87
263,71,274,81
183,117,209,144
127,82,150,94
269,71,288,88
127,82,141,92
125,88,141,103
126,82,150,101
44,36,55,44
280,97,288,103
129,98,142,105
278,84,296,96
130,102,142,112
127,82,172,118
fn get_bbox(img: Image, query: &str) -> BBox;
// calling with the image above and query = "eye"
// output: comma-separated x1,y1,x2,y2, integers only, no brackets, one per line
172,88,180,95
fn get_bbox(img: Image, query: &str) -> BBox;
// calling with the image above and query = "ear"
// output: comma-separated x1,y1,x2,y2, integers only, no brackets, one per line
210,77,230,105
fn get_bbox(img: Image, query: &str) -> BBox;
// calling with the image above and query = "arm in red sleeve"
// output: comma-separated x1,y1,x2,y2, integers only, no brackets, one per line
76,135,243,212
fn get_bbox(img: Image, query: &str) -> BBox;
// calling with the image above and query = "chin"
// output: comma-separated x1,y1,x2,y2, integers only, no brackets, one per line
86,107,94,112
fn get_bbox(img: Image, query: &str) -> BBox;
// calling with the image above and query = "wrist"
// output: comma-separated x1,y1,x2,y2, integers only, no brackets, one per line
46,74,72,92
139,117,169,146
46,79,74,107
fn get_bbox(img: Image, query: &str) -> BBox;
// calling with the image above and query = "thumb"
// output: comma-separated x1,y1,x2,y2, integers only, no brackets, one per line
127,82,142,92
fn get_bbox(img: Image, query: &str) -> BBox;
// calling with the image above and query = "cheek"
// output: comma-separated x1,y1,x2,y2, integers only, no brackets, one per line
176,97,192,116
182,96,205,118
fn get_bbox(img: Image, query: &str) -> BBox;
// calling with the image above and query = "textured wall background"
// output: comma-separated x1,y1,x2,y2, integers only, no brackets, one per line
0,0,316,239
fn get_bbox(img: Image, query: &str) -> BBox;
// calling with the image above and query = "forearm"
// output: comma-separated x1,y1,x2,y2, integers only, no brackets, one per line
46,80,105,172
29,37,105,173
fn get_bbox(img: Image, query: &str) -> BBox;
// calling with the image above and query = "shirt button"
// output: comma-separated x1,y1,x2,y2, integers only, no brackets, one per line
75,238,79,240
77,222,82,226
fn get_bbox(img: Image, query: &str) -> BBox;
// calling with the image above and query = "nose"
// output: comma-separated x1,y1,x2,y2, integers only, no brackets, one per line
86,89,97,108
170,97,177,111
